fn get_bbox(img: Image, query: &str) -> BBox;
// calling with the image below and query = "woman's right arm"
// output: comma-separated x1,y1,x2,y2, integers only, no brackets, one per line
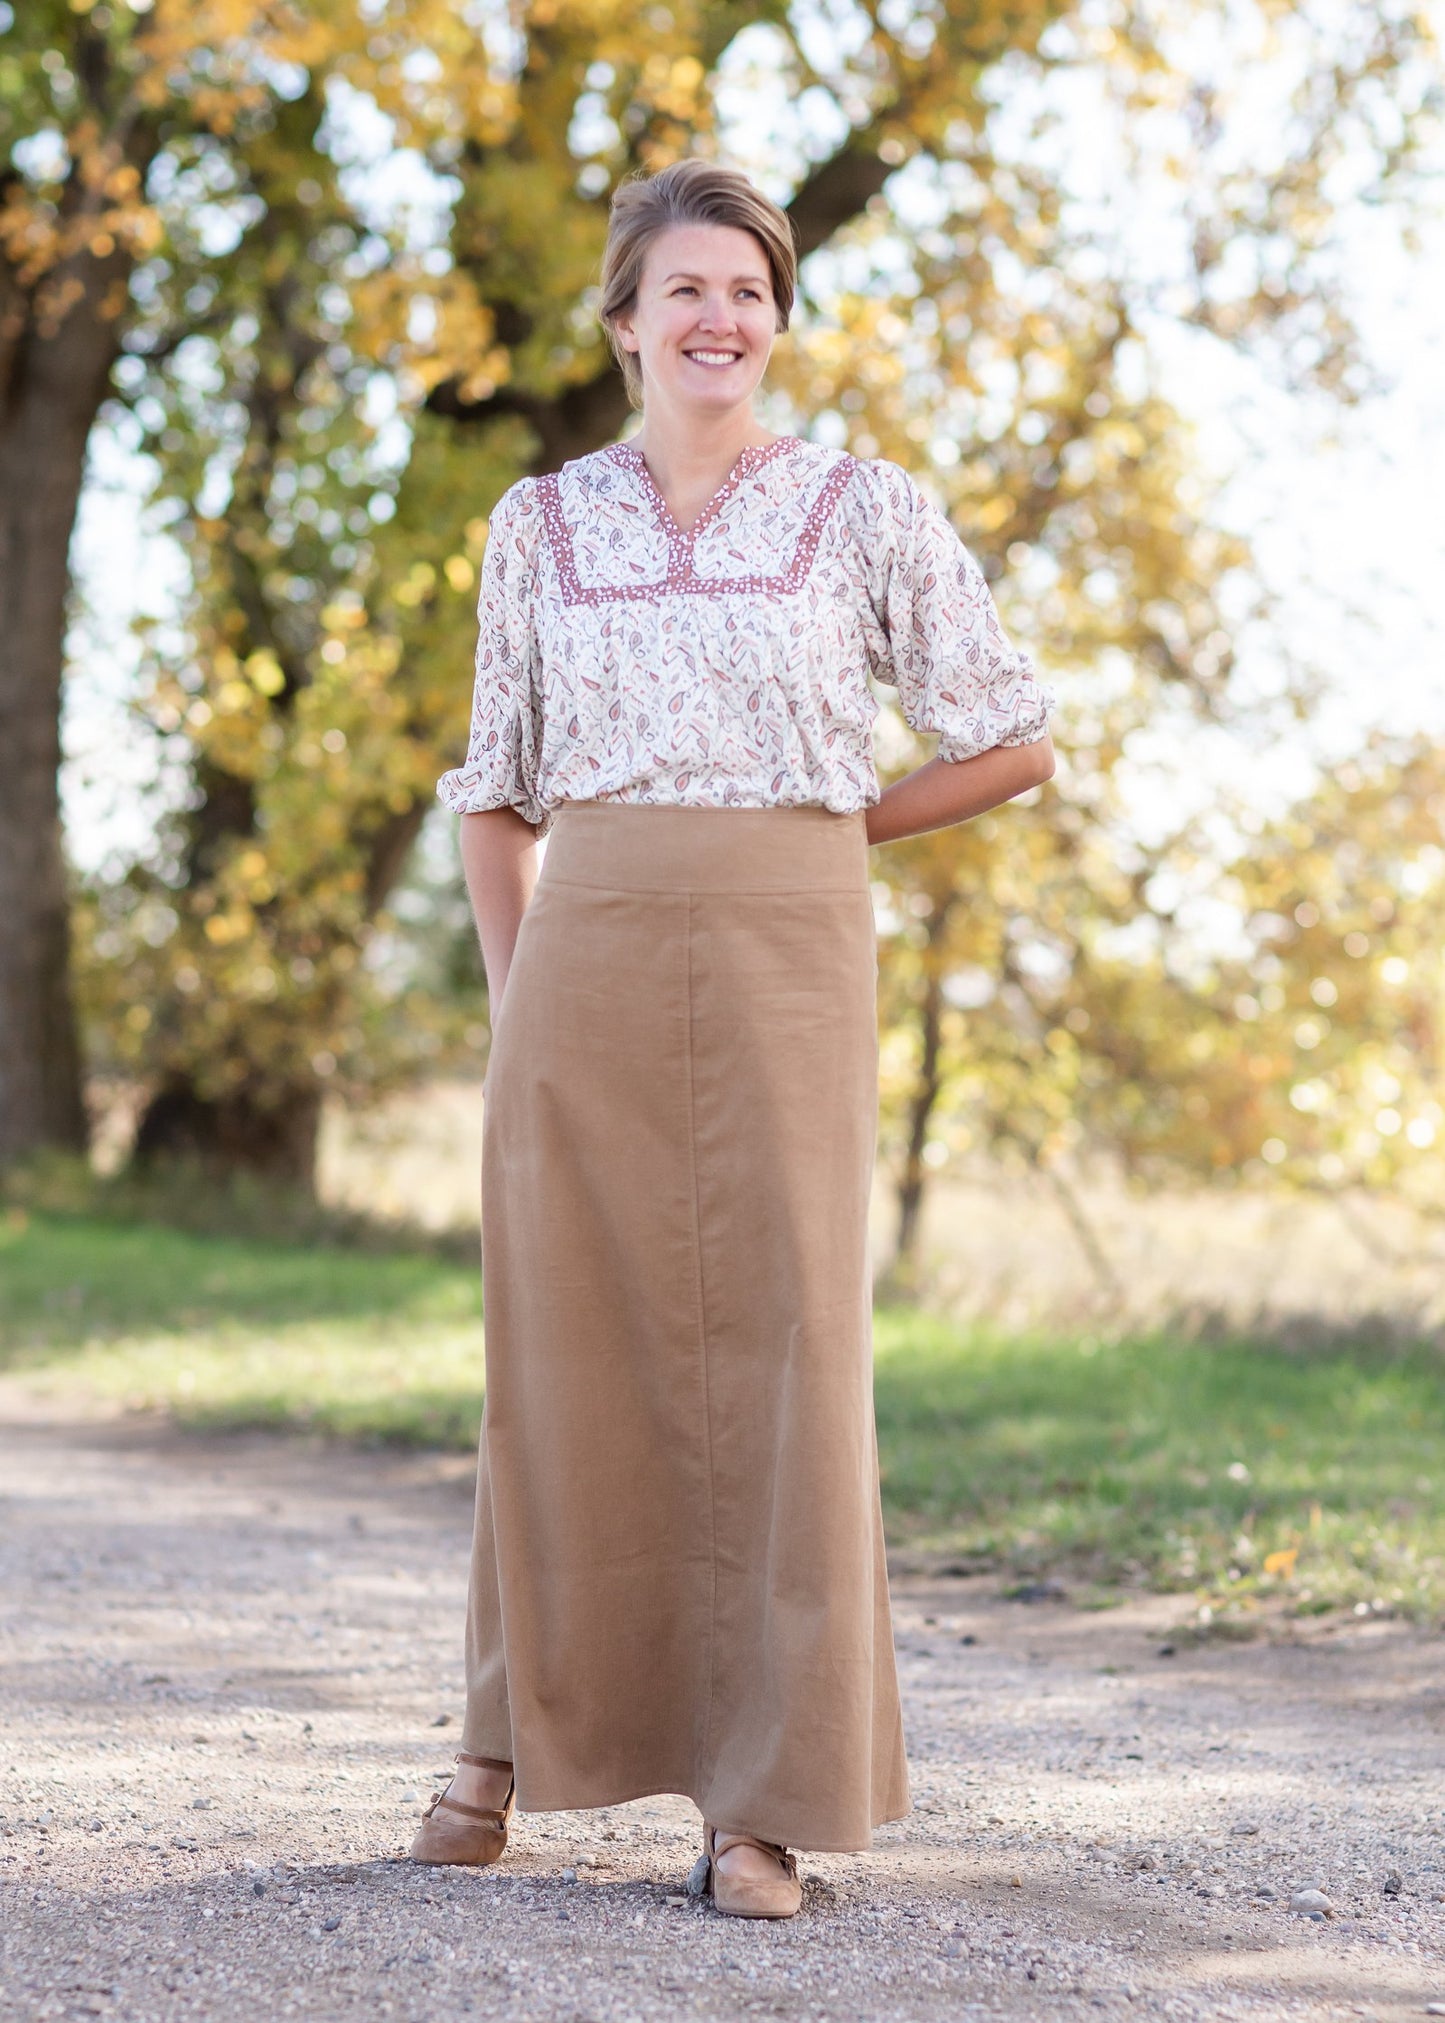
461,807,540,1022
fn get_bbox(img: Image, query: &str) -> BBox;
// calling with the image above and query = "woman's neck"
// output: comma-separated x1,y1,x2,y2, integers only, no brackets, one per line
630,402,777,531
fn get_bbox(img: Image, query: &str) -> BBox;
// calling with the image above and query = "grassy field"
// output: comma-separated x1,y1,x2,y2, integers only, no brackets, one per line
3,1207,1442,1624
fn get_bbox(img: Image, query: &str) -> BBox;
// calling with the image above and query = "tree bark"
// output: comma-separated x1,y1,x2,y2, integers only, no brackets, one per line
131,1079,322,1186
888,895,956,1284
892,974,944,1277
0,230,133,1166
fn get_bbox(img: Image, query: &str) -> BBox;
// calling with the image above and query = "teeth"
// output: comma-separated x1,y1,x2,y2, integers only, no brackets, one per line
687,351,741,365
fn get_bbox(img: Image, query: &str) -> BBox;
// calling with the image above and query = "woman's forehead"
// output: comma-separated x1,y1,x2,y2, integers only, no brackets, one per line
641,221,772,287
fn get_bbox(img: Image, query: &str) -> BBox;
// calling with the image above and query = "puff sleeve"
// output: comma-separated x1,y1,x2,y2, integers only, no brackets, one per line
859,460,1055,760
435,479,551,834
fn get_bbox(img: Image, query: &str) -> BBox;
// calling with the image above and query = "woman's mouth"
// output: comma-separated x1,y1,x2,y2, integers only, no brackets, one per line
684,348,743,368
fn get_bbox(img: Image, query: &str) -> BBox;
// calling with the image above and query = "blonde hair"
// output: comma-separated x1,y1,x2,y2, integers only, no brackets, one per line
599,160,797,407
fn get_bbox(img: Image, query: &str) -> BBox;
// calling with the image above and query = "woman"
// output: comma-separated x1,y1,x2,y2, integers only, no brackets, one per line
413,159,1055,1919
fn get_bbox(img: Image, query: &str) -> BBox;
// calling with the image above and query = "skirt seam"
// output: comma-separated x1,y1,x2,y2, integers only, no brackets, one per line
683,892,719,1783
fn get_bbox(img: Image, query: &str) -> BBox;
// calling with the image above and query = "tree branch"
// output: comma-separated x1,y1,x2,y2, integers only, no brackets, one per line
1039,1156,1126,1309
787,142,895,260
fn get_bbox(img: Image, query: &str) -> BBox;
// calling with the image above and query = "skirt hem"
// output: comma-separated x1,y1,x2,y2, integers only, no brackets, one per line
507,1779,913,1855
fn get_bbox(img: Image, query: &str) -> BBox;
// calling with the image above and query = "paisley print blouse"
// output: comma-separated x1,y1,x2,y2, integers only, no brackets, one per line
436,435,1054,837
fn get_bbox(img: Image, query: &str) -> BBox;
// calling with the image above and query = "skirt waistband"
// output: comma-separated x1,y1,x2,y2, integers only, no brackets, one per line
540,801,869,895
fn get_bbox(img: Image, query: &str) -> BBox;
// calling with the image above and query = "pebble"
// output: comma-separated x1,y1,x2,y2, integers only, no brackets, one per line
1290,1888,1334,1917
560,1867,577,1883
1383,1869,1403,1895
1423,2004,1445,2015
323,1917,341,1931
1009,1579,1068,1603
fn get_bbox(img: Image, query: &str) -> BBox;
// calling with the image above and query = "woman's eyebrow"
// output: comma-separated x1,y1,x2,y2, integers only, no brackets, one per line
658,270,771,287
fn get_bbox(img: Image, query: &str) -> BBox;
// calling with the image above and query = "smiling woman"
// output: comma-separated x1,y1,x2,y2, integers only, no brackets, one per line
421,157,1056,1919
598,162,796,418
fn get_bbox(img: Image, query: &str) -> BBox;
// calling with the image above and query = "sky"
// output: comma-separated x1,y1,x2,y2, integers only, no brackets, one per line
1115,192,1445,846
57,20,1445,876
1172,203,1445,754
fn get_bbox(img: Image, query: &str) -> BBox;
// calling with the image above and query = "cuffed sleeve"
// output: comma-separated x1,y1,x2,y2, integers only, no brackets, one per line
860,460,1055,761
436,479,552,834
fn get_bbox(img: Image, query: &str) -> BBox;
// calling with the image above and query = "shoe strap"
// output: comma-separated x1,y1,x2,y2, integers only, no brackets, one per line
425,1790,511,1828
424,1796,509,1828
710,1827,797,1878
455,1751,512,1773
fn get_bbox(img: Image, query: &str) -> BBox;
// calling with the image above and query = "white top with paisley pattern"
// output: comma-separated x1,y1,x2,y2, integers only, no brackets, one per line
436,434,1054,837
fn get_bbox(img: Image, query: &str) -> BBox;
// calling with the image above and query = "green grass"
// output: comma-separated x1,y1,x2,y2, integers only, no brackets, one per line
4,1209,1442,1621
0,1208,486,1446
872,1309,1445,1622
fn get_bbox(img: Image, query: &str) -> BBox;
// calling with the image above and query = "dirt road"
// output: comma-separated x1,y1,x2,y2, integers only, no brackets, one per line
2,1398,1441,2021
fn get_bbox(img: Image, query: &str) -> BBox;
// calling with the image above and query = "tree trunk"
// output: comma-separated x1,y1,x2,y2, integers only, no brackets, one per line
0,236,133,1167
128,804,429,1190
891,971,945,1281
888,897,956,1285
132,1078,322,1186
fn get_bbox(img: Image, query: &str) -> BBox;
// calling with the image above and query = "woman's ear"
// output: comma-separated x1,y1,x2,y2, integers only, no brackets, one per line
612,311,640,355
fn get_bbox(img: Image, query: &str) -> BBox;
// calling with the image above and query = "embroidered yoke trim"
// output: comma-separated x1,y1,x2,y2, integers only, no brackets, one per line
539,448,861,609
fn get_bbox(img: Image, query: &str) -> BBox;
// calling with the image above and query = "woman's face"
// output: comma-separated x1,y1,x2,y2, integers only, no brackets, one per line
613,222,778,417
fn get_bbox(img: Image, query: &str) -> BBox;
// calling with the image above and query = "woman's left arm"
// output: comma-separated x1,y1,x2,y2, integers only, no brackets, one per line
866,735,1055,846
858,461,1058,847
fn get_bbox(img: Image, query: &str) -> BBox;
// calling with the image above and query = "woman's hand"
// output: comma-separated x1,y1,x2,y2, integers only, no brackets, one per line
865,735,1055,846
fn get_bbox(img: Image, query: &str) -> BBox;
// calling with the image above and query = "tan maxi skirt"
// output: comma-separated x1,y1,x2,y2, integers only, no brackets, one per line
461,802,910,1851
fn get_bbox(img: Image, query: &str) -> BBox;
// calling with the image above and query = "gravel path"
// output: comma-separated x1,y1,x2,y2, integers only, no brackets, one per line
2,1396,1442,2023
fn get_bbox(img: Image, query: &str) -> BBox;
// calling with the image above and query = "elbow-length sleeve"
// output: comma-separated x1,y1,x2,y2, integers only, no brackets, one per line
435,480,551,833
859,460,1055,761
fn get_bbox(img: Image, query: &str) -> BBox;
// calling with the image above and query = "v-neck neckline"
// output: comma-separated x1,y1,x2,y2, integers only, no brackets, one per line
610,437,793,544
